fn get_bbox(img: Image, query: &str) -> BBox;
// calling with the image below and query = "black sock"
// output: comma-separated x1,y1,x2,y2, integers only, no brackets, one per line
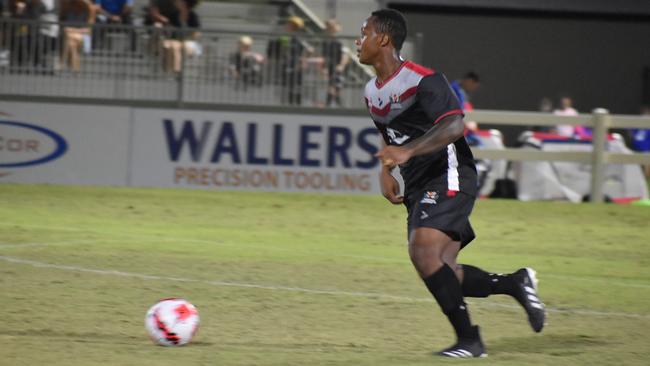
462,264,516,297
423,264,476,340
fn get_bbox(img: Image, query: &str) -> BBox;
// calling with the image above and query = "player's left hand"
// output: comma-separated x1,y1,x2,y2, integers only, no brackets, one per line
375,145,412,167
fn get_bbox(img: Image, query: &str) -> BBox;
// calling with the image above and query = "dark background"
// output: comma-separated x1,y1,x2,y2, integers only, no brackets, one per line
388,0,650,115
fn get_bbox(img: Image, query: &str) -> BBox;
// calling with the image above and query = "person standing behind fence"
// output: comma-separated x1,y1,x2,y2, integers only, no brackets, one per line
60,0,95,72
451,71,480,112
322,18,348,107
9,0,58,71
553,96,592,139
631,105,650,177
267,16,310,105
229,35,264,91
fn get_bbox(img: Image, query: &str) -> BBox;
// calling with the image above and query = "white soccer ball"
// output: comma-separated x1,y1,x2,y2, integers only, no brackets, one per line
145,298,200,346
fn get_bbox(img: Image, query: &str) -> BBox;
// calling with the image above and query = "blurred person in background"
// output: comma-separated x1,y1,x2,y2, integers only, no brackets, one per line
60,0,95,72
533,97,553,132
8,0,58,71
322,18,349,107
267,15,310,105
451,71,480,111
539,97,553,113
553,96,591,139
630,105,650,177
94,0,132,24
229,35,264,91
146,0,201,74
92,0,135,51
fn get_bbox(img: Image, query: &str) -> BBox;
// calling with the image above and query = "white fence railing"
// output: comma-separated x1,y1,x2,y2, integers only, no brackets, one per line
466,109,650,203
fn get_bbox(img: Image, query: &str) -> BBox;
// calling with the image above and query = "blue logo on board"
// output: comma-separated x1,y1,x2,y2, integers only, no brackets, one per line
0,120,68,168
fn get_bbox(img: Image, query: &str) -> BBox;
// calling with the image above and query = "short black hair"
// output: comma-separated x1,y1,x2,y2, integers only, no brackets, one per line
464,71,480,82
370,9,407,51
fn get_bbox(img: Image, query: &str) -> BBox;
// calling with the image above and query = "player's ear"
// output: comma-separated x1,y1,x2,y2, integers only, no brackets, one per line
379,33,391,48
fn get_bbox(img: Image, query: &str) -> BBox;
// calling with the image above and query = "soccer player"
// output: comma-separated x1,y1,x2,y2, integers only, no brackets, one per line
355,9,545,358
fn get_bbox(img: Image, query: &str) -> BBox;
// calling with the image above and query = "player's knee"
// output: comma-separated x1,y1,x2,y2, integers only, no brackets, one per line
408,242,445,277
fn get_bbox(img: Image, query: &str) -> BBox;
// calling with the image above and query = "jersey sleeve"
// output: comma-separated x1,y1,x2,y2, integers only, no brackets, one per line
417,73,464,124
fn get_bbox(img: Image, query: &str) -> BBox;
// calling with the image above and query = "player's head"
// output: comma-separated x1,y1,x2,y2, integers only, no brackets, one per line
461,71,480,92
356,9,407,65
559,95,573,109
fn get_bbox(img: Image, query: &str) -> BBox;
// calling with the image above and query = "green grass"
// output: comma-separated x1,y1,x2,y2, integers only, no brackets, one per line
1,184,649,366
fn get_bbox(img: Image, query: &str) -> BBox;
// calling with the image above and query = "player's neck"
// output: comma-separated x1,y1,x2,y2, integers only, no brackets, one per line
373,52,404,85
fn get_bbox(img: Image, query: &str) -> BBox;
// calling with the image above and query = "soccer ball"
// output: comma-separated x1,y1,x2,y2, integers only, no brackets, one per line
145,298,200,346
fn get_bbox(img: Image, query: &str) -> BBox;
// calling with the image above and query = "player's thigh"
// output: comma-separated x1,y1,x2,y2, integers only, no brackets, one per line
407,227,454,265
407,189,477,250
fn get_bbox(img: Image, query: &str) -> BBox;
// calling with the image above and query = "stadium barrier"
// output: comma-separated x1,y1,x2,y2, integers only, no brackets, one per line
466,109,650,203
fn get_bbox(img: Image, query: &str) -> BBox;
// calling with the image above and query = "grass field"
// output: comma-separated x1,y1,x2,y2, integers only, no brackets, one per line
1,184,649,366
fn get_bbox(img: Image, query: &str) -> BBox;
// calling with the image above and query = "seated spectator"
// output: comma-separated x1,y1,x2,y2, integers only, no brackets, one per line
145,0,201,74
94,0,131,24
60,0,95,72
9,0,58,71
322,18,349,107
93,0,135,51
229,35,264,90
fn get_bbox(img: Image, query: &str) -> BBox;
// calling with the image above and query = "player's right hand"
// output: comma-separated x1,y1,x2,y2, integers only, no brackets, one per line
380,170,404,205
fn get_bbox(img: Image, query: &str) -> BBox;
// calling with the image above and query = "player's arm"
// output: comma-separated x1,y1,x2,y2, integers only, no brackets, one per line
378,141,404,204
376,73,464,166
376,114,464,166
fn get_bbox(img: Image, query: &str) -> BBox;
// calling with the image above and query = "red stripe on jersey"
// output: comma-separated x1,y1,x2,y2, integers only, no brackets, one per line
370,104,391,117
370,86,419,117
375,61,408,89
447,190,458,197
434,109,463,124
404,61,435,77
401,86,418,100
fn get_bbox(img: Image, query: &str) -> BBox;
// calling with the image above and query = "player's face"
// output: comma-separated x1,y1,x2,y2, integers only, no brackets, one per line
355,18,381,65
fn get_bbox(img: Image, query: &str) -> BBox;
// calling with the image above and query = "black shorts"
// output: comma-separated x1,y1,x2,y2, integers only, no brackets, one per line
405,189,476,248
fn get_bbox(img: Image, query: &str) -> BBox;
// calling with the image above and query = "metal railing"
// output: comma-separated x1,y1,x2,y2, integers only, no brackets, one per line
466,109,650,203
0,18,370,108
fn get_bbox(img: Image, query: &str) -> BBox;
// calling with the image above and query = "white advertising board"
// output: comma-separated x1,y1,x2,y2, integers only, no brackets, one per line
130,108,383,193
0,101,130,185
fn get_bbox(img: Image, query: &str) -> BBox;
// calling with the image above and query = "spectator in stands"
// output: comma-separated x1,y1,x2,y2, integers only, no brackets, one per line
229,35,264,91
94,0,131,24
146,0,201,74
531,97,554,132
451,71,480,111
267,15,310,105
322,18,349,107
60,0,95,72
539,97,553,113
553,96,591,139
631,105,650,177
8,0,58,71
93,0,135,51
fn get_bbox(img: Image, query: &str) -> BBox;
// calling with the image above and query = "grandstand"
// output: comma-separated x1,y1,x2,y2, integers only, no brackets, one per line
0,0,379,107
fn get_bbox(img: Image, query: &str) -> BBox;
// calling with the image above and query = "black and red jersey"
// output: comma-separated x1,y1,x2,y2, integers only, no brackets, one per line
363,61,478,198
